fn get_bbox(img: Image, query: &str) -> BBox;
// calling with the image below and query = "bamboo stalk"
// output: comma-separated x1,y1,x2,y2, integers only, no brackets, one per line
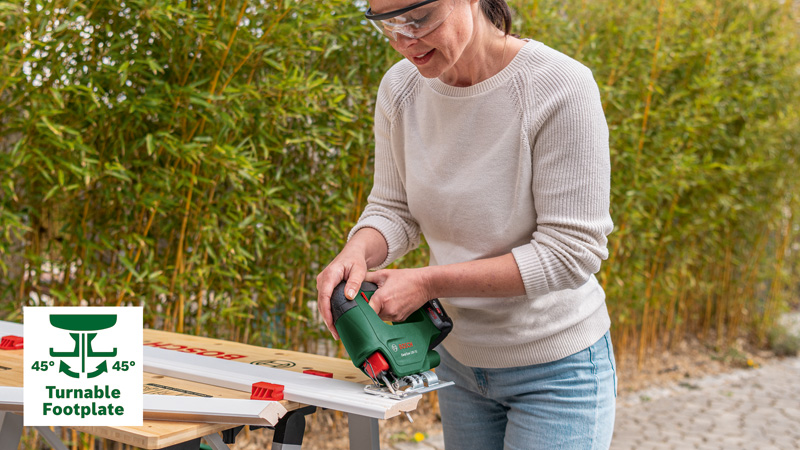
76,197,91,302
116,203,159,306
218,2,296,95
661,273,676,348
16,239,28,305
636,192,679,361
728,228,768,344
761,203,793,340
294,270,307,349
168,162,199,333
637,300,650,369
164,0,250,334
704,0,722,67
716,237,733,347
670,284,687,352
244,305,253,344
208,0,250,97
634,0,666,183
701,262,717,340
653,292,663,351
601,220,625,291
575,0,588,56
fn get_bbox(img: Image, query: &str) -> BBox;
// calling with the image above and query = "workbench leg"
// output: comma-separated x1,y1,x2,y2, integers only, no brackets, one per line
202,432,230,450
0,412,23,450
272,405,316,450
34,426,69,450
347,414,380,450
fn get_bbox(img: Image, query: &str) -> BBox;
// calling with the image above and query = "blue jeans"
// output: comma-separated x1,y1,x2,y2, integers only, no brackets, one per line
436,331,617,450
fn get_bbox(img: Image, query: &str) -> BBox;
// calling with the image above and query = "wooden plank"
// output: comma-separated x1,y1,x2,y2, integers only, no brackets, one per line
0,321,423,446
0,321,23,390
0,320,369,387
0,387,285,426
0,349,22,389
0,321,262,448
71,421,231,449
143,329,371,384
143,394,285,426
144,346,421,420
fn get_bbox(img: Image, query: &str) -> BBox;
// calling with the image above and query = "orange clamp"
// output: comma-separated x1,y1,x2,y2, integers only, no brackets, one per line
0,335,23,350
251,381,284,401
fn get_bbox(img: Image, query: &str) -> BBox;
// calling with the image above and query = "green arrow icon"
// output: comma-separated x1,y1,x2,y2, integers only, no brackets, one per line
58,360,80,379
87,361,108,379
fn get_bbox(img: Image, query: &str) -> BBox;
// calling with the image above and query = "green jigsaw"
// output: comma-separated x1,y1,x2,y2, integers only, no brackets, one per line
331,281,455,400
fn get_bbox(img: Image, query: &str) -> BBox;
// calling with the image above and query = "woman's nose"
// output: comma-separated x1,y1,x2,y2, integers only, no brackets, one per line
392,32,418,49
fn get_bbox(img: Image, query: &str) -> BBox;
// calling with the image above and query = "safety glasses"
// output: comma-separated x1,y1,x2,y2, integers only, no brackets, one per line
365,0,456,41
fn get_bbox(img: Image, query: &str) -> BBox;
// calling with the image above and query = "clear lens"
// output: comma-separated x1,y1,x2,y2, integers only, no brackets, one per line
369,0,454,41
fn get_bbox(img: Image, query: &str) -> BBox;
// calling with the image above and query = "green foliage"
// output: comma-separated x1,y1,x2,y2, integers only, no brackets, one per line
513,0,800,354
1,0,798,357
767,324,800,357
0,0,396,345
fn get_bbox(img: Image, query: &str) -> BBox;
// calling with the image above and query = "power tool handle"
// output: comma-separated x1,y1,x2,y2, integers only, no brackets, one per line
330,280,378,325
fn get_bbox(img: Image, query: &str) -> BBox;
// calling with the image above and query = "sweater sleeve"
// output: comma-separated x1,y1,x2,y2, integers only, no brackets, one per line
348,66,422,268
511,59,614,298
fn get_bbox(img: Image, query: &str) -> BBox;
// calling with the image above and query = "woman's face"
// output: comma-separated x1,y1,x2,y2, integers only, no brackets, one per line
368,0,478,79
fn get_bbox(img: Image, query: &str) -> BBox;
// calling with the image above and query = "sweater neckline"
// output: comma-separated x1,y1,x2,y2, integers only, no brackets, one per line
426,39,539,97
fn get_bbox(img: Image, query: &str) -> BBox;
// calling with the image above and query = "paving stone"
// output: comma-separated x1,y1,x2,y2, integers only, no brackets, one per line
423,432,444,449
394,354,800,450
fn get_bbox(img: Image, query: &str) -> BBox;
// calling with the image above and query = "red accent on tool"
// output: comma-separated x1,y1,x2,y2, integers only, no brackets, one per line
426,307,437,321
360,292,370,303
0,335,23,350
363,351,390,379
303,369,334,378
250,382,284,401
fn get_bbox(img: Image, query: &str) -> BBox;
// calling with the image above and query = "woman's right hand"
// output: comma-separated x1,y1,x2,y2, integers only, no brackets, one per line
315,249,369,340
315,227,388,340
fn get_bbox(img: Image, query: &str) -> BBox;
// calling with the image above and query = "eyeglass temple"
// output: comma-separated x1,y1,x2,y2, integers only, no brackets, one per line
365,0,440,21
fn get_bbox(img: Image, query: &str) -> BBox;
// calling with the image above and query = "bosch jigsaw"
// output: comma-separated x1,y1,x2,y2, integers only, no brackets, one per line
331,281,454,400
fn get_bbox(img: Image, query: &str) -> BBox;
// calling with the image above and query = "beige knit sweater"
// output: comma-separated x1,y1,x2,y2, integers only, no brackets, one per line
350,40,614,368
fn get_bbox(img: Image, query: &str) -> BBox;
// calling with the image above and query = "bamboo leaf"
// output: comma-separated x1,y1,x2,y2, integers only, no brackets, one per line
40,116,63,137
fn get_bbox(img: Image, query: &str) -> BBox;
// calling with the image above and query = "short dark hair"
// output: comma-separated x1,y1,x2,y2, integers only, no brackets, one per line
480,0,513,35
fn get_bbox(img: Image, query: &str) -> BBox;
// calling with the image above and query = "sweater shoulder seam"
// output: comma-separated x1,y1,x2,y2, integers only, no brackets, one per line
381,60,422,131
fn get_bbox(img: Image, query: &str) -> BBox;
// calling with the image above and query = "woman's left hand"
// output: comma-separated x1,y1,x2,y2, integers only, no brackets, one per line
363,268,433,322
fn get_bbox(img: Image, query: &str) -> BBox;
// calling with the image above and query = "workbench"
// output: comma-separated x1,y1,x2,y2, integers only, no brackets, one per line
0,321,411,450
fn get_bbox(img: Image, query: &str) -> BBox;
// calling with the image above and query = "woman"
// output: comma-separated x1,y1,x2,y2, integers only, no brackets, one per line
316,0,616,447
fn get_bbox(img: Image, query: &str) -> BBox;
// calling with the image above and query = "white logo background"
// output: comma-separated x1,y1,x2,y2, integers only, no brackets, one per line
23,306,143,426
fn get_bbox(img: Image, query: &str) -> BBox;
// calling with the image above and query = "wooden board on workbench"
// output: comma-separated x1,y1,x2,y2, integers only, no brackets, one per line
143,328,370,384
1,326,368,449
0,347,23,388
0,344,250,448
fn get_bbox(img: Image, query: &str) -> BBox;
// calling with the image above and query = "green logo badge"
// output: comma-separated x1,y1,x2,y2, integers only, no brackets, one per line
24,307,143,426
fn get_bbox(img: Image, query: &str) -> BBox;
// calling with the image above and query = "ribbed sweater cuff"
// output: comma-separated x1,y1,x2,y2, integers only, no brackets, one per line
349,216,409,269
512,244,549,297
441,305,611,368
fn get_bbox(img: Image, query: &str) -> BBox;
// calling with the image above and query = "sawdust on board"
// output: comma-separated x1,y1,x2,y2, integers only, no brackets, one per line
228,334,777,450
